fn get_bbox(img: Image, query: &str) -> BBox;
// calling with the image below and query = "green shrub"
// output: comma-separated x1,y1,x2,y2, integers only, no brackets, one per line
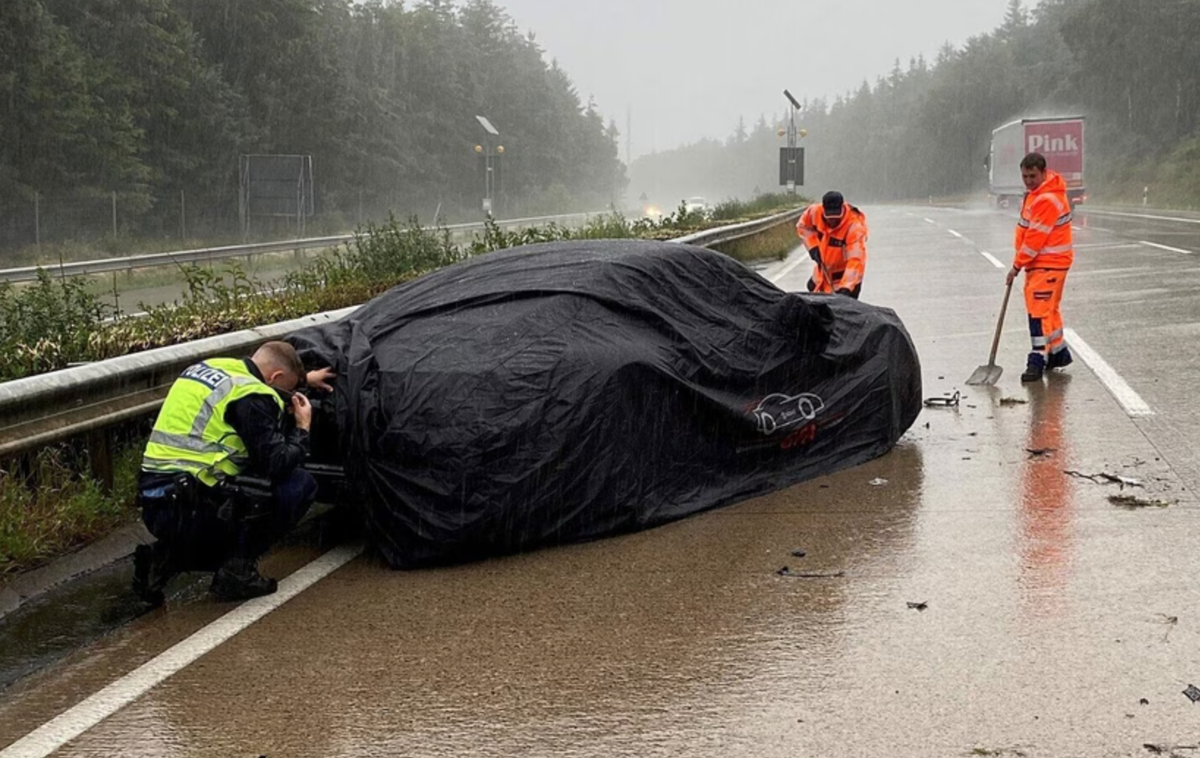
0,206,798,382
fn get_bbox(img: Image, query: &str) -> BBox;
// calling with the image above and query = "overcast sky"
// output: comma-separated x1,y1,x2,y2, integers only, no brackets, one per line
496,0,1040,159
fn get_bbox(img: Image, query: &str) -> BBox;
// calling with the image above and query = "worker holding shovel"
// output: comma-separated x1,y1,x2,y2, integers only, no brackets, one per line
1006,152,1075,383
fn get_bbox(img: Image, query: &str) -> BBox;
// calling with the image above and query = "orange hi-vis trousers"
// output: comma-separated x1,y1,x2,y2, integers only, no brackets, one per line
1024,269,1068,357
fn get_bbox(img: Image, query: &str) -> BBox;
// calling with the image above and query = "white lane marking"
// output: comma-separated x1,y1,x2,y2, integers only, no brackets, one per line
1087,209,1200,225
948,230,963,238
980,252,1006,269
1073,242,1141,251
769,255,808,285
0,544,364,758
1064,328,1154,417
923,218,937,225
1140,240,1193,255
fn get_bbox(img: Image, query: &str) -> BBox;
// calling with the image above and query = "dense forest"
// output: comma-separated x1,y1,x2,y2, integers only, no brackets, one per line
0,0,627,252
631,0,1200,209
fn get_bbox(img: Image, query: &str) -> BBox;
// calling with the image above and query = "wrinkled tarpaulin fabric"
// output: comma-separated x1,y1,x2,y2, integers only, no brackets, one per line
289,239,922,568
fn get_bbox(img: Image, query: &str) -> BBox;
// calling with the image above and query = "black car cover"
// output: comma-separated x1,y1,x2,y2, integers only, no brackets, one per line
289,239,921,568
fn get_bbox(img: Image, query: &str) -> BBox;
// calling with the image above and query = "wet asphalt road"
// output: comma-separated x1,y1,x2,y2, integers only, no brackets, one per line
2,204,1200,757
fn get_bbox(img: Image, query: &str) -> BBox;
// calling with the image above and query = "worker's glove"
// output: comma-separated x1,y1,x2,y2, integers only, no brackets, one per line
807,246,821,262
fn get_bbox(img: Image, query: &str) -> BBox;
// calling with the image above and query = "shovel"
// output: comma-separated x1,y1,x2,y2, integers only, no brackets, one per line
966,279,1014,386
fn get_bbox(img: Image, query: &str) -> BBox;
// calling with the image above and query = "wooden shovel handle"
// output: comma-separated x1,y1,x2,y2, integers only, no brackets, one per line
987,280,1014,367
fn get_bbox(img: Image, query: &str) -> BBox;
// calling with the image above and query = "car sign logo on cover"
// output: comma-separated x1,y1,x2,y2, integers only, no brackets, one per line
752,392,825,435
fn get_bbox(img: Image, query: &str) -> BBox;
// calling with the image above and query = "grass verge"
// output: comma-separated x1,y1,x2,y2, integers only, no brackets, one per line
1,446,140,578
716,222,802,264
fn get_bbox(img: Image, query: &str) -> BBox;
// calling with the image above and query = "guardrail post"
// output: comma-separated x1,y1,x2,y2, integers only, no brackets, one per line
88,428,115,494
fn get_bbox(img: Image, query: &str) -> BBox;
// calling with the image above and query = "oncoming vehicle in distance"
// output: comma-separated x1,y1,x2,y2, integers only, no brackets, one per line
683,196,710,216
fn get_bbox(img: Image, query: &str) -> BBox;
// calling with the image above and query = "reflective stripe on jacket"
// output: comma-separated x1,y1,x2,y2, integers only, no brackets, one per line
142,357,284,487
796,202,868,293
1013,170,1074,271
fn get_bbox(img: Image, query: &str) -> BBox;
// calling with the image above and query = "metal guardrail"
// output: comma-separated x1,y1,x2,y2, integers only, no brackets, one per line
0,308,359,483
0,208,803,481
0,211,606,284
672,207,804,247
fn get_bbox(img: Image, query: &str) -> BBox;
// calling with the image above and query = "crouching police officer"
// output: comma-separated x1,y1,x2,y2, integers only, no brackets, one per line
132,340,335,605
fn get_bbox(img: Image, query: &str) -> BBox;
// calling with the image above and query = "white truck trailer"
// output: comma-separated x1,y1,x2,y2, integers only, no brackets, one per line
988,116,1086,208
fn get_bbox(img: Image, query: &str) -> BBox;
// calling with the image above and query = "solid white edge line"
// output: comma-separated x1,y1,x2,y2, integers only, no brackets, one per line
1063,328,1154,418
980,252,1006,269
0,544,364,758
769,255,808,285
1087,209,1200,225
1139,240,1193,255
1073,242,1142,250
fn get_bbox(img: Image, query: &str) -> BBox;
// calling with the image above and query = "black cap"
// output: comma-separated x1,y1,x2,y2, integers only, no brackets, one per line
822,191,845,218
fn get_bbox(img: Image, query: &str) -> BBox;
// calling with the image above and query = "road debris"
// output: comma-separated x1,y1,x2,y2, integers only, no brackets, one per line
790,549,807,558
1145,744,1200,755
1157,613,1179,642
1109,494,1171,509
970,746,1029,757
906,601,928,611
923,390,960,408
1026,447,1056,459
869,477,889,486
1184,684,1200,703
1064,470,1144,488
776,567,845,579
998,397,1028,406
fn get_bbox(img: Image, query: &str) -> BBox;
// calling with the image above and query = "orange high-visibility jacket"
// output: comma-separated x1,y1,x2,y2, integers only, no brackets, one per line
1013,170,1074,271
796,203,868,293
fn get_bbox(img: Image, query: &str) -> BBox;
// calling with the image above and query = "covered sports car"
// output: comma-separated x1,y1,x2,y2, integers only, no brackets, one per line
289,239,921,568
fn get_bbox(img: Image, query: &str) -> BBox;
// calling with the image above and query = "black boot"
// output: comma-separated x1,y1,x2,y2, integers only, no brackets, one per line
1047,346,1073,370
1021,352,1046,383
132,542,177,607
210,558,278,601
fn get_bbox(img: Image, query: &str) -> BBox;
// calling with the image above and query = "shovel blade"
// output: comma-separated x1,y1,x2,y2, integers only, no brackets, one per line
966,364,1003,386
